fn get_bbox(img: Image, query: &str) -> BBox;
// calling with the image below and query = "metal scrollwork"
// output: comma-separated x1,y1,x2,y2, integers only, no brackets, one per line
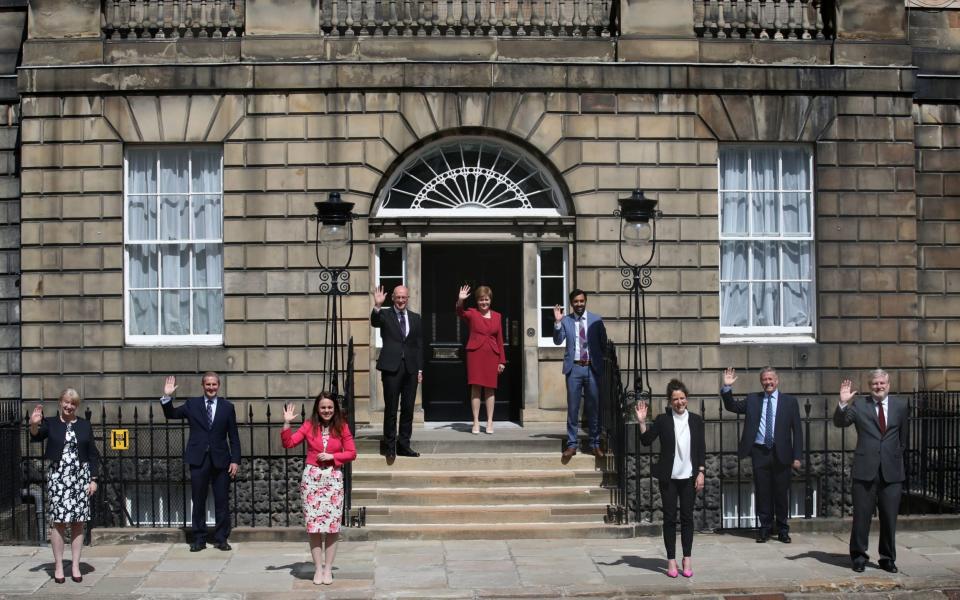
318,268,351,295
620,266,653,291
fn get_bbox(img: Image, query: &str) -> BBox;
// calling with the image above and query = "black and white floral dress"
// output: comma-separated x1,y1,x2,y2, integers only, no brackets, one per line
46,422,91,523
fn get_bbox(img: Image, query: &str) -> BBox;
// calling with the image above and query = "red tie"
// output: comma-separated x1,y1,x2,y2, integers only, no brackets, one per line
876,400,886,435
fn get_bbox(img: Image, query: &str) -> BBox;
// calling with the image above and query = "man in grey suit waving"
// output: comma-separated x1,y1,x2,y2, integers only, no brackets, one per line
834,369,908,573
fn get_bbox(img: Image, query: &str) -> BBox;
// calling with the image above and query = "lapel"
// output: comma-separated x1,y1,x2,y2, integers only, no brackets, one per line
773,391,785,431
860,397,883,438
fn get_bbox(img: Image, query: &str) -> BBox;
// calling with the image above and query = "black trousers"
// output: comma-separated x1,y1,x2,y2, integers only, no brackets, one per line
659,477,696,560
381,360,418,452
850,474,901,564
189,453,231,544
750,444,792,535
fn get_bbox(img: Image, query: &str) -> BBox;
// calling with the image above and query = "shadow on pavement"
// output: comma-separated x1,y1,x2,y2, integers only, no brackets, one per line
785,551,851,568
596,555,667,575
29,561,94,576
265,561,318,580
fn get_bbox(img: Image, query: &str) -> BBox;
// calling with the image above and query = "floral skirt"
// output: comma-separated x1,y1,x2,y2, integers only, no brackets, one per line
300,465,343,534
46,461,91,524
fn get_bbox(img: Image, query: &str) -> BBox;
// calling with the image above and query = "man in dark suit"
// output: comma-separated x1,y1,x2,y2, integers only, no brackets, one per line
161,372,241,552
721,366,803,543
834,369,908,573
553,289,608,459
371,284,422,459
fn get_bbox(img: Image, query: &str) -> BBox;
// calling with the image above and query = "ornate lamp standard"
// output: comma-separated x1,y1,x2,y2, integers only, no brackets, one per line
312,192,355,402
616,190,661,415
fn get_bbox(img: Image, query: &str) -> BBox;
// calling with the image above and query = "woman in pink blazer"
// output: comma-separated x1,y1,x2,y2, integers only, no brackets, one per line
281,392,356,586
456,284,506,434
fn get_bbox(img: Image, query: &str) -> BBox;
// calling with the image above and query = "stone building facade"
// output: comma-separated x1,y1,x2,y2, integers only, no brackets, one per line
8,0,960,437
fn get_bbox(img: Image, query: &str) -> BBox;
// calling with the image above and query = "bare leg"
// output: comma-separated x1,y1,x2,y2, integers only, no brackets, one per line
470,385,481,433
309,533,324,585
322,532,339,584
69,523,84,578
666,558,678,575
50,523,66,579
484,388,495,434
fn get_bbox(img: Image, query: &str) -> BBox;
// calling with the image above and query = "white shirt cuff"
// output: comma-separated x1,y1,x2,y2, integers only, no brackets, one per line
160,396,171,404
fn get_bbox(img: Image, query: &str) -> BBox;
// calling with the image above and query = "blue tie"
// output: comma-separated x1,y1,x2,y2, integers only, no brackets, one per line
764,396,774,448
206,399,214,428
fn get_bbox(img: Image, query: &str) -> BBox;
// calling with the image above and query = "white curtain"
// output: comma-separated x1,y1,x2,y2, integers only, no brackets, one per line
127,147,222,337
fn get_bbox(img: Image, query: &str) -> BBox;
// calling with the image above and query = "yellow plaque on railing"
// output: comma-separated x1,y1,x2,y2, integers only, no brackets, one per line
110,429,130,451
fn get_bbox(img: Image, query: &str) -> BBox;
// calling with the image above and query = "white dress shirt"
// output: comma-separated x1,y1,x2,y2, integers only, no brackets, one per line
671,410,693,479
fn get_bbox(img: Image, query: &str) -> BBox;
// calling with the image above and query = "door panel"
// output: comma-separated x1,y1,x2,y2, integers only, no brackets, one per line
421,244,522,422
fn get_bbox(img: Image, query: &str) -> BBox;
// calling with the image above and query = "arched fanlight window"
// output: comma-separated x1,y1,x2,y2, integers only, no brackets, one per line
377,137,565,217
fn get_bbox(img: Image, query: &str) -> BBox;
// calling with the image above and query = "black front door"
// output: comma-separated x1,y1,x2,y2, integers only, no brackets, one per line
421,244,523,422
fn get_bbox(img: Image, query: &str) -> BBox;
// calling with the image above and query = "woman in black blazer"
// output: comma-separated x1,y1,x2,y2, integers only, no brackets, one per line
635,379,705,579
29,388,99,584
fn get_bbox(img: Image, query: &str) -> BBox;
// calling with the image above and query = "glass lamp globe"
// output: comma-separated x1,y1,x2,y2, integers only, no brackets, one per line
622,220,652,246
319,222,349,249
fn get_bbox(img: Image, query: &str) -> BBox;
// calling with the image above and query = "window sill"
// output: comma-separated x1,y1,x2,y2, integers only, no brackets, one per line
720,334,816,345
126,336,223,347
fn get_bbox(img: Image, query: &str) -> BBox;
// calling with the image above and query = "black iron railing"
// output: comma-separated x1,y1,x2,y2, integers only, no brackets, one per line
3,341,363,544
600,357,960,531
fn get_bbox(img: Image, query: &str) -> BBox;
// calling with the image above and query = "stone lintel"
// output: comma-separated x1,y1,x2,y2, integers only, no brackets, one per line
618,38,700,63
834,41,913,67
18,62,918,95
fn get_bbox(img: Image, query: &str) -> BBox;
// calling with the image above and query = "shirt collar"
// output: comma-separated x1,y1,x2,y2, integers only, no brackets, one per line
766,390,779,401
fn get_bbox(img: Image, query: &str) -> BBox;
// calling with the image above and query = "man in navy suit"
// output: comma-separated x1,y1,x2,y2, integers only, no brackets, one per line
721,367,803,543
553,289,608,459
834,369,908,573
371,284,423,459
161,372,241,552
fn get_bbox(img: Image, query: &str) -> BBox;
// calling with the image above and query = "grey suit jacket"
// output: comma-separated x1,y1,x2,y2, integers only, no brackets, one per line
833,395,908,483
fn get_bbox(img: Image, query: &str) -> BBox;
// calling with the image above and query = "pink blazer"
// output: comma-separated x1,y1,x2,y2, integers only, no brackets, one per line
281,422,357,468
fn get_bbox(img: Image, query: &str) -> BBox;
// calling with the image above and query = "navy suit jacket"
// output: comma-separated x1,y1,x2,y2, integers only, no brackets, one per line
162,396,241,469
553,311,607,380
721,387,803,465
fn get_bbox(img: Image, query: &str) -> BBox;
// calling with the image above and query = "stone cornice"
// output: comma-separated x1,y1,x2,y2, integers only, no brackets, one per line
18,61,918,96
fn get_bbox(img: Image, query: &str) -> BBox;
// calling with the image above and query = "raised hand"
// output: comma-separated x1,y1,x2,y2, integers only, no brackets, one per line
29,404,43,426
282,402,297,424
163,375,178,397
839,379,857,405
373,286,387,308
634,400,648,423
722,368,737,387
457,284,471,302
553,304,564,323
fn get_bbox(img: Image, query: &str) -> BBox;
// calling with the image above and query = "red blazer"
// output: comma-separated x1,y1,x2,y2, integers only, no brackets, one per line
281,422,357,468
457,305,505,363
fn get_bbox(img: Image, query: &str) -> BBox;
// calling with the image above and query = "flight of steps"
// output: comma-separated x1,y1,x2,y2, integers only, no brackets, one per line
344,427,633,540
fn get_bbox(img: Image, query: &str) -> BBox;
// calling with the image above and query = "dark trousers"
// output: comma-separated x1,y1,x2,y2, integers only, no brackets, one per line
750,444,792,535
850,474,901,564
659,477,696,560
381,361,418,452
189,453,231,544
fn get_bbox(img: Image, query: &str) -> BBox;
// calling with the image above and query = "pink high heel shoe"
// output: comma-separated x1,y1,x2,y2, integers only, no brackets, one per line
666,561,679,578
681,558,693,577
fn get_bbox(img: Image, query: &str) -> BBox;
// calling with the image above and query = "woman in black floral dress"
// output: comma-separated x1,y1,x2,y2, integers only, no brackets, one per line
29,388,99,584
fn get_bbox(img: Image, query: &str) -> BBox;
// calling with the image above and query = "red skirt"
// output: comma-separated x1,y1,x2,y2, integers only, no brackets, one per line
466,345,500,389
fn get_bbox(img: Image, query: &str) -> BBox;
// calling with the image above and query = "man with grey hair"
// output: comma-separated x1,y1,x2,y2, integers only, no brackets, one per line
835,369,908,573
721,367,803,543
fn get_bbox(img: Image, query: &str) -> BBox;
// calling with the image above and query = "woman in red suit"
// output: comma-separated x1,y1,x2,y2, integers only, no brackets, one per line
456,284,506,434
281,392,356,586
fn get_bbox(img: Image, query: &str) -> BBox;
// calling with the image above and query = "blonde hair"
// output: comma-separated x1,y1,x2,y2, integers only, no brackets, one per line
59,388,81,406
475,286,492,301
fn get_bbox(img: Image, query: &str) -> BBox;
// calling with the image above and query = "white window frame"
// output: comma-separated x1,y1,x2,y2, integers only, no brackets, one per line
123,146,224,346
373,245,407,349
537,245,568,347
124,483,211,527
721,479,819,528
718,145,816,345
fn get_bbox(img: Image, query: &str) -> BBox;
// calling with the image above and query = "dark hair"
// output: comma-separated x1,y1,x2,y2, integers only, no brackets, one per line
665,379,689,399
569,288,587,302
309,392,348,438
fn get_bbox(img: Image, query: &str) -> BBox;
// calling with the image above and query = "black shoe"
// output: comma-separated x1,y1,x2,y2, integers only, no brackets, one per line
755,531,769,543
878,559,898,573
190,542,206,552
71,575,82,583
397,446,420,457
214,541,232,551
777,532,792,544
852,561,866,573
54,577,65,584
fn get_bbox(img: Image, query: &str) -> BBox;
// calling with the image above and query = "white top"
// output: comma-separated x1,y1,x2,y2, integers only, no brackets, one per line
671,409,693,479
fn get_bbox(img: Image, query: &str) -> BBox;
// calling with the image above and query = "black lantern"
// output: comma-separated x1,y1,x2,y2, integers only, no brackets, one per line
312,192,355,400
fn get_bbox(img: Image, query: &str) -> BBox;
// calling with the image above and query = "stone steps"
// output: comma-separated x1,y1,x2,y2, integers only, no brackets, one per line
353,453,599,471
363,503,609,524
353,469,603,488
344,522,636,541
354,485,609,505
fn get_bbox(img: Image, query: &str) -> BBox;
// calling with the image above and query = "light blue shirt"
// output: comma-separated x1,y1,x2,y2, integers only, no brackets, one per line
160,395,217,421
755,390,778,445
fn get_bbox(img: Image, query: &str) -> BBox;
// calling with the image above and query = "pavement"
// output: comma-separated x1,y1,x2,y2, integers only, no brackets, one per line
1,528,960,599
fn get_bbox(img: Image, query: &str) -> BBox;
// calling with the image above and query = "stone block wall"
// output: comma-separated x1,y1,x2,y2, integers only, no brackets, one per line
0,103,19,407
915,103,960,391
18,79,938,426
